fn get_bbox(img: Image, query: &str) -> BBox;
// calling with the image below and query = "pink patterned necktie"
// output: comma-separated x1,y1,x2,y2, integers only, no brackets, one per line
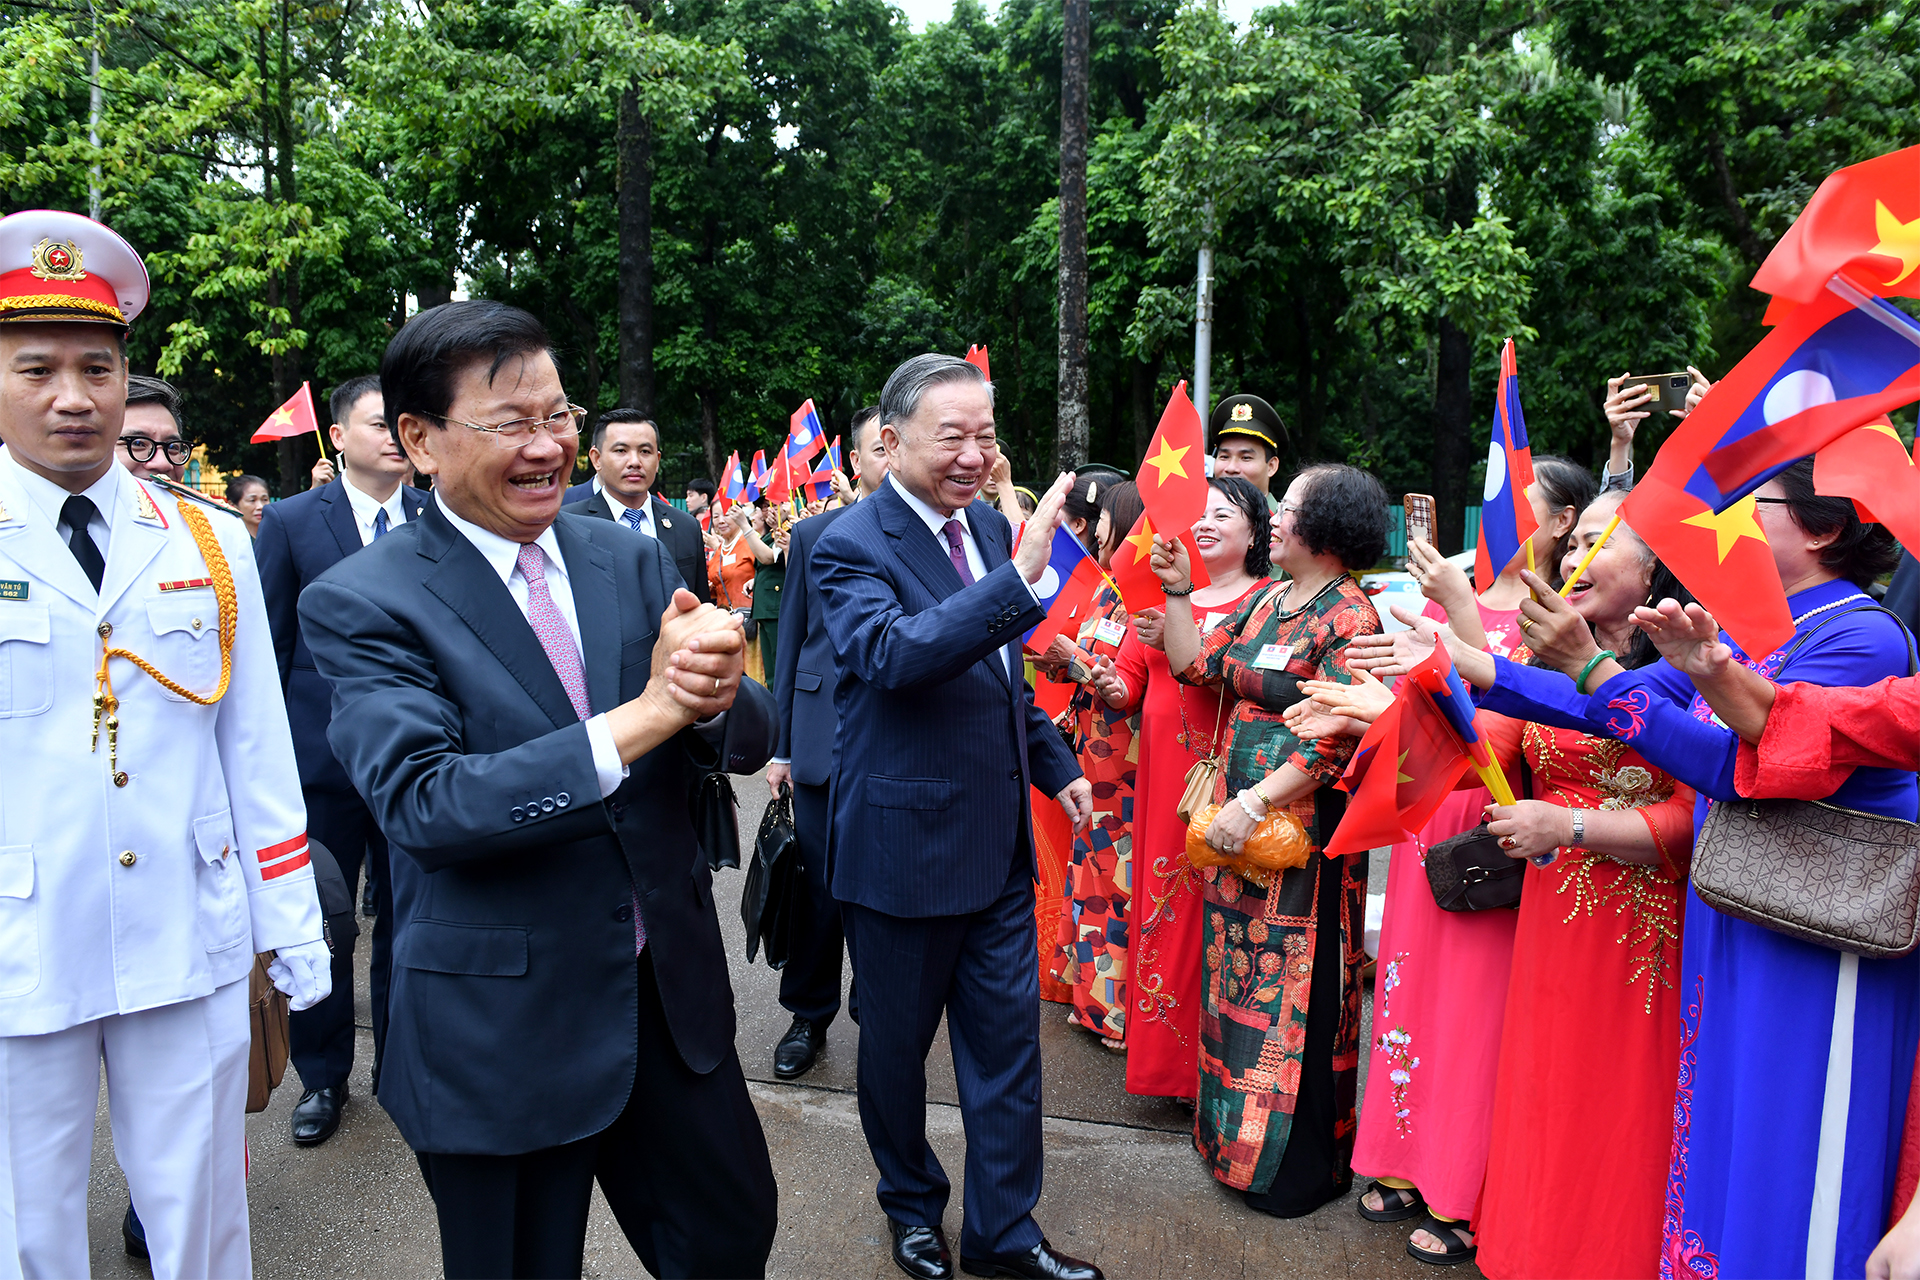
515,543,647,953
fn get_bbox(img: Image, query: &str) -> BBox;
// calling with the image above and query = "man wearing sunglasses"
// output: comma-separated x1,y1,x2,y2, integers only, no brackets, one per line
116,374,193,483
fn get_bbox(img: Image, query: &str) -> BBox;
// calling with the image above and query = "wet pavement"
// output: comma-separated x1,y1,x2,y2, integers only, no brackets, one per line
85,775,1466,1278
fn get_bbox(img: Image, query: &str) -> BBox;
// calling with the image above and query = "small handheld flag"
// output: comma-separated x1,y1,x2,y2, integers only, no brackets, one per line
746,450,769,503
720,451,745,513
965,345,991,381
252,382,325,459
1137,380,1208,539
785,400,826,464
1024,525,1104,649
1474,340,1539,587
808,436,843,501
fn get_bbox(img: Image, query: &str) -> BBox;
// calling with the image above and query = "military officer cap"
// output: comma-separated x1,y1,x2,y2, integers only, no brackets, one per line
0,209,149,331
1210,394,1287,456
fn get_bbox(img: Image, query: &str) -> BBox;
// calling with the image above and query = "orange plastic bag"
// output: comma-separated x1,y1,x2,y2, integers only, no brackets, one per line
1185,802,1312,874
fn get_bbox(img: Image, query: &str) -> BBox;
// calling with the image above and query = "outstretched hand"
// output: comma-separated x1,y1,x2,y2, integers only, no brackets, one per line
1283,668,1393,741
1013,472,1078,583
1344,606,1444,679
1631,598,1730,680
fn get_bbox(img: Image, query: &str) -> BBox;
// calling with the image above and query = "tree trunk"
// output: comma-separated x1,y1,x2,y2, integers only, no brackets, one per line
699,389,722,482
1054,0,1090,471
617,89,656,415
1433,314,1473,557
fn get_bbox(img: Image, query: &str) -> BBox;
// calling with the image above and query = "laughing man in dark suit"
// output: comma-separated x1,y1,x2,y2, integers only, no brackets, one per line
255,372,426,1146
812,354,1100,1280
562,409,710,602
299,301,775,1278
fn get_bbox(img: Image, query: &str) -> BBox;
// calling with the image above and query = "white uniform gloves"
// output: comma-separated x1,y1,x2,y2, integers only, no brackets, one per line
268,939,334,1011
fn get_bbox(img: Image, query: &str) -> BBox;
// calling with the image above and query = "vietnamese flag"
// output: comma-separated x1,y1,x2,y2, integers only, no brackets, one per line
1324,681,1473,856
1623,479,1793,657
1815,418,1920,555
1137,381,1209,540
252,382,320,443
965,344,991,380
1109,511,1210,615
1751,144,1920,306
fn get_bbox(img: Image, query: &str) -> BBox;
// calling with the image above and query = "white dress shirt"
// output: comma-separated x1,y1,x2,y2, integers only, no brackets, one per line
602,488,657,539
341,474,412,547
433,496,627,796
5,451,121,575
887,475,1042,678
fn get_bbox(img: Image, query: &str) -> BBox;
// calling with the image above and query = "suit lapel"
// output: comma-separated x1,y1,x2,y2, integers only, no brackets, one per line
0,465,95,611
971,502,1019,691
417,505,581,731
876,484,966,602
553,517,622,717
401,486,427,521
319,480,359,558
96,477,169,616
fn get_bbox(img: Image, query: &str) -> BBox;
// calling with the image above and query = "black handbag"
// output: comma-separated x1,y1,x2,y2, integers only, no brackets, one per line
742,783,804,966
1425,756,1533,912
686,676,779,872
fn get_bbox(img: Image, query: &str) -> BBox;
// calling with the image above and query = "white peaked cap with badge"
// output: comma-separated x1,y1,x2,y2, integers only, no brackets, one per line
0,208,149,329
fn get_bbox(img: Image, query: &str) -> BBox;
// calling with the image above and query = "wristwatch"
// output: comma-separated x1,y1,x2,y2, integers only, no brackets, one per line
1570,809,1585,848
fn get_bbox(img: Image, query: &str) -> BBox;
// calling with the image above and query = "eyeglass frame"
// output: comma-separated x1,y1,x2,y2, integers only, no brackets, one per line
118,435,195,465
425,404,587,447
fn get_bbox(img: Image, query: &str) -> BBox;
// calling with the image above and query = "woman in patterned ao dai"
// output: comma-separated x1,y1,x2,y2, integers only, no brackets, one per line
1323,495,1699,1274
1153,464,1388,1219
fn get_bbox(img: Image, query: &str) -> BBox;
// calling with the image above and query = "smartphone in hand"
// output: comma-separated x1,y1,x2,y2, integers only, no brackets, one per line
1623,372,1692,417
1403,493,1436,549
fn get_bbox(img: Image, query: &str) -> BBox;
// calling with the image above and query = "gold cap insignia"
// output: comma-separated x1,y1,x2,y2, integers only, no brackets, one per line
1230,402,1253,422
29,238,86,282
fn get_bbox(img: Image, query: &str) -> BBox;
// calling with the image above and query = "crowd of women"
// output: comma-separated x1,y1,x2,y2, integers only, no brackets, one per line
998,396,1920,1280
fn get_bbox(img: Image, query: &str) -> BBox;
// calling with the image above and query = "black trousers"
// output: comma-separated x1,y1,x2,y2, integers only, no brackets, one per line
778,779,848,1029
291,786,392,1091
416,950,778,1279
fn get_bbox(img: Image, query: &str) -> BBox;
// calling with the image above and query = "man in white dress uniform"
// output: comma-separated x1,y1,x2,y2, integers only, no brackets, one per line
0,209,330,1280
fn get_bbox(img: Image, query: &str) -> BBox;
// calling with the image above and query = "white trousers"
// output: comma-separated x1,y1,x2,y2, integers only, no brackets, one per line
0,977,251,1280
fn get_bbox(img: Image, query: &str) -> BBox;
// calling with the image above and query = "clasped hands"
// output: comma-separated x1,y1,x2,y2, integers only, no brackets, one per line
644,587,748,728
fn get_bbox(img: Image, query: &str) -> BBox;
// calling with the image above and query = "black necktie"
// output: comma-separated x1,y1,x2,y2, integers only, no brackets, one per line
61,495,105,592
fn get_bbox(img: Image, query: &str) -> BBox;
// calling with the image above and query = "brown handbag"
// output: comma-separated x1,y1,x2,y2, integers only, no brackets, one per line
247,953,291,1114
1689,604,1920,958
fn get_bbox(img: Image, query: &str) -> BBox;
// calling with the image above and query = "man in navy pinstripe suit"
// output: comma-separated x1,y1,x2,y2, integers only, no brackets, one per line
812,354,1100,1280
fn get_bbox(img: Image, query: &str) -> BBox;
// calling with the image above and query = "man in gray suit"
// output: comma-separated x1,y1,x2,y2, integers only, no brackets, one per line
764,405,888,1079
562,409,709,602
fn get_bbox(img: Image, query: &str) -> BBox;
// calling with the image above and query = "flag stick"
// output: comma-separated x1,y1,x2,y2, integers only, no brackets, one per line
313,425,328,462
1558,511,1623,598
1472,756,1517,807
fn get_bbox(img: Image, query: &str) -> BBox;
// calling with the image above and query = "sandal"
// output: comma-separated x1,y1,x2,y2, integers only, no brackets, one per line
1406,1215,1477,1267
1356,1180,1426,1223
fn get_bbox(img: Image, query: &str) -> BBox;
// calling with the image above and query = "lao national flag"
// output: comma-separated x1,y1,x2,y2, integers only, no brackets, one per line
252,382,319,442
1023,525,1103,649
785,399,826,465
1324,681,1473,856
745,450,769,503
720,451,745,512
808,436,842,501
1406,642,1499,777
965,345,991,380
1688,279,1920,509
1474,339,1539,587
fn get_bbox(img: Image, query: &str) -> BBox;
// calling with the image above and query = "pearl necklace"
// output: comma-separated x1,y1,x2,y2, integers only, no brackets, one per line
1790,592,1868,628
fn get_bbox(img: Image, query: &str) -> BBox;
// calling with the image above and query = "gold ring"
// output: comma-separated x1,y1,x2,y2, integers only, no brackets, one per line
1520,619,1535,634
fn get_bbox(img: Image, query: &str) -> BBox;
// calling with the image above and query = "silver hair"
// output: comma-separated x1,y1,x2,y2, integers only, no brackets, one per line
879,354,992,433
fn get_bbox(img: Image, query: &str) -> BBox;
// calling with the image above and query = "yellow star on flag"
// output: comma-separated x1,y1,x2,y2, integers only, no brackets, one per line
1681,494,1769,564
1124,514,1157,564
1396,749,1413,785
1142,436,1191,486
1872,200,1920,288
269,405,295,427
1866,421,1914,463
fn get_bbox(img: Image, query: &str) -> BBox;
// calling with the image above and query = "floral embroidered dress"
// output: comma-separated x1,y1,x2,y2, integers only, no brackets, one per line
1177,575,1378,1213
1472,717,1696,1280
1111,579,1270,1095
1049,583,1140,1040
1477,580,1920,1280
1352,598,1523,1221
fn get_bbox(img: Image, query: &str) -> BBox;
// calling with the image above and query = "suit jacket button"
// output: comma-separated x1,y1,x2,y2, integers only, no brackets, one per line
541,797,556,813
556,792,571,808
1008,768,1021,779
510,807,525,822
615,903,633,922
609,800,625,819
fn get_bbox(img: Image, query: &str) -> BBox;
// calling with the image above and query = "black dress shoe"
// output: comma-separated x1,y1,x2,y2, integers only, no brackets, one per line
290,1084,348,1146
889,1218,954,1280
772,1015,824,1080
960,1239,1103,1280
122,1201,148,1260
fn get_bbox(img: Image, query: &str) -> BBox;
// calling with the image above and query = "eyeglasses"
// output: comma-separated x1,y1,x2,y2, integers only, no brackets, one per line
430,405,585,448
119,436,194,465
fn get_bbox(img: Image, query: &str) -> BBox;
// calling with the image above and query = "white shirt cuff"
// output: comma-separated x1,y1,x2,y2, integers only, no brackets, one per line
1018,564,1043,603
770,757,791,766
586,714,630,798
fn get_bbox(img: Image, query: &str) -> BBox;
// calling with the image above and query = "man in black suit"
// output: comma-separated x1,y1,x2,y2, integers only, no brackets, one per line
299,301,776,1278
812,355,1098,1280
255,372,426,1147
563,409,710,602
764,404,888,1079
